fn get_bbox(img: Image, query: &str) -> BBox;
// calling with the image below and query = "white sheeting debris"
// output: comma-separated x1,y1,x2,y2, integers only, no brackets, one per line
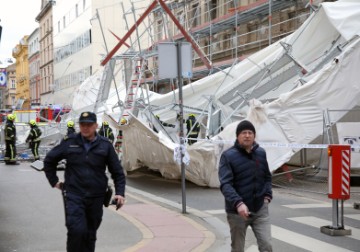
68,0,360,187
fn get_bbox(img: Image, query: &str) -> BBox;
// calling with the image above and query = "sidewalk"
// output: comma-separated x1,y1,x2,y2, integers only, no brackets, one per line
113,191,217,252
0,162,229,252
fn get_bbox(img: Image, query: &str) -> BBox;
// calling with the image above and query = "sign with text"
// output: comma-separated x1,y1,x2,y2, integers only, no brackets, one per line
0,68,7,87
337,122,360,168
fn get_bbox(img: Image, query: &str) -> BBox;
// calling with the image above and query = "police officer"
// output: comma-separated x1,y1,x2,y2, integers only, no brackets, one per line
26,120,42,161
4,114,19,165
98,121,114,143
66,120,76,136
186,114,200,145
43,111,125,252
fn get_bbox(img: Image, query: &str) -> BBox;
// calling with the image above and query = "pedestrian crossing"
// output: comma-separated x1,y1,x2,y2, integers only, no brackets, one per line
205,203,360,252
282,203,353,209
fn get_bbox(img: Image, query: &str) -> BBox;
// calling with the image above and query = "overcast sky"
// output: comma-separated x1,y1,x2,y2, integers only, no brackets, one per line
0,1,40,66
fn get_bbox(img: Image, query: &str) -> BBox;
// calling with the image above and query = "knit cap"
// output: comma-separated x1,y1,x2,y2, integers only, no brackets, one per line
236,120,256,136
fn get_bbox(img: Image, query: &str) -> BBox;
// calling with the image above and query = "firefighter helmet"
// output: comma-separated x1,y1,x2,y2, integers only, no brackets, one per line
7,114,15,121
120,118,127,125
67,121,75,128
103,121,109,126
29,120,37,126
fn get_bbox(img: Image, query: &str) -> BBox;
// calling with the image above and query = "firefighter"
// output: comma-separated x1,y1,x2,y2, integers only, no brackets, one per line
26,120,42,161
153,115,175,133
98,121,115,143
67,120,76,136
4,114,19,165
115,118,127,154
186,114,200,145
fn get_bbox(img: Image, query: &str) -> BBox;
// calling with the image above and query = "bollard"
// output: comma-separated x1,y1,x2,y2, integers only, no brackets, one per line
320,144,351,236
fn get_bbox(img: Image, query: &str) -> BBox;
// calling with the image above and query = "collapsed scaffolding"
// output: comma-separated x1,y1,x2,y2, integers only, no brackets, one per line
96,0,312,132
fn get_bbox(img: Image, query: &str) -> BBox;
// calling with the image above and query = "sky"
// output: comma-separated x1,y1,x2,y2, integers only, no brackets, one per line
0,1,40,67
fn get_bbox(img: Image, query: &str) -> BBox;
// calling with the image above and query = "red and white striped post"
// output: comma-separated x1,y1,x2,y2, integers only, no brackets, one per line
321,144,352,236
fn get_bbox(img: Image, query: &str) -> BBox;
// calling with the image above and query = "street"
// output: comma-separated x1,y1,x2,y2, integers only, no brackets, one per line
0,162,360,252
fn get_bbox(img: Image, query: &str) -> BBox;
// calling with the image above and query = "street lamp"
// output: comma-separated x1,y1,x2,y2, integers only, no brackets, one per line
0,58,14,65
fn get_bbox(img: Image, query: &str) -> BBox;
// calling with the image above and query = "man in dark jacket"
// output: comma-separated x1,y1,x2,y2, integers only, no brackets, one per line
4,114,19,165
26,120,42,161
218,120,272,252
43,112,126,252
98,121,114,143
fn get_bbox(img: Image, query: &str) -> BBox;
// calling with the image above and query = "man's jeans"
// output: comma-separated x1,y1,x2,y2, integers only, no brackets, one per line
227,202,272,252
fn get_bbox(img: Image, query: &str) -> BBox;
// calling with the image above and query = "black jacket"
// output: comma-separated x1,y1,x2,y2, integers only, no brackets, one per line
98,125,115,143
186,116,200,135
44,133,125,197
67,127,76,136
218,141,272,213
5,121,16,142
26,126,42,142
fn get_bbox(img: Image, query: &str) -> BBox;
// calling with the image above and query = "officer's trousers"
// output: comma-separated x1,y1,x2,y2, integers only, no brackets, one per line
30,141,40,160
65,193,104,252
5,140,16,163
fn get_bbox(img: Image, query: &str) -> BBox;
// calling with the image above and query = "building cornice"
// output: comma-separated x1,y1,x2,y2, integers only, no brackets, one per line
36,1,53,22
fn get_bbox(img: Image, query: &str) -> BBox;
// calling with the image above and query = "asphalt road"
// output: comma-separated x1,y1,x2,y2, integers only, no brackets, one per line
1,162,360,252
126,168,360,252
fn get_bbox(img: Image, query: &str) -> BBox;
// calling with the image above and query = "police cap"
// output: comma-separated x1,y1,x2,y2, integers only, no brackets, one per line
79,112,97,123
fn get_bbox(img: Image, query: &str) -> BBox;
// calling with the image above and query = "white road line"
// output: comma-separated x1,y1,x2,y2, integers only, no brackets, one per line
205,209,226,215
288,216,360,240
283,203,352,209
272,225,353,252
345,214,360,221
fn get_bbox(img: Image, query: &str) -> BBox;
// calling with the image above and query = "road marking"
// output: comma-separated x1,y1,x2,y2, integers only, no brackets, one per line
283,203,352,209
272,225,353,251
288,216,360,240
245,224,353,252
345,214,360,221
205,209,225,215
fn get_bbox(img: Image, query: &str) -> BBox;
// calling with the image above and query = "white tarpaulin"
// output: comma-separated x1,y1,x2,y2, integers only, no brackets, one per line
62,0,360,187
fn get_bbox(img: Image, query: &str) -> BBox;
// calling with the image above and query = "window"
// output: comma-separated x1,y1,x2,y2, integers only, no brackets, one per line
83,0,86,10
11,80,16,89
58,21,60,32
76,4,79,17
63,16,66,28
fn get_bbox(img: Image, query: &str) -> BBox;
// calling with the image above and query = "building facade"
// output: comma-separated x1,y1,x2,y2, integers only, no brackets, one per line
12,36,30,109
28,28,41,107
36,0,55,106
3,63,17,109
50,0,150,105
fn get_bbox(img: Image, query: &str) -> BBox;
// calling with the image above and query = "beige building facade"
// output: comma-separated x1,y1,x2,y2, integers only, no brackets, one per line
36,0,55,105
3,63,17,109
12,36,30,109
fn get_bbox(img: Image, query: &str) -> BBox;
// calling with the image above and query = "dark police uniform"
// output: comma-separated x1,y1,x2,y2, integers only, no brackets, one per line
44,112,125,252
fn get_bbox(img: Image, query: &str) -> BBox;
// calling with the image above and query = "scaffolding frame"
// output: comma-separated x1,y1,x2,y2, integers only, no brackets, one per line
96,0,317,135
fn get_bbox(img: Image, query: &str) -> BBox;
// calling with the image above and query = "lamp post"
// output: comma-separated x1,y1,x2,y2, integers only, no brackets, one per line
0,58,14,66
